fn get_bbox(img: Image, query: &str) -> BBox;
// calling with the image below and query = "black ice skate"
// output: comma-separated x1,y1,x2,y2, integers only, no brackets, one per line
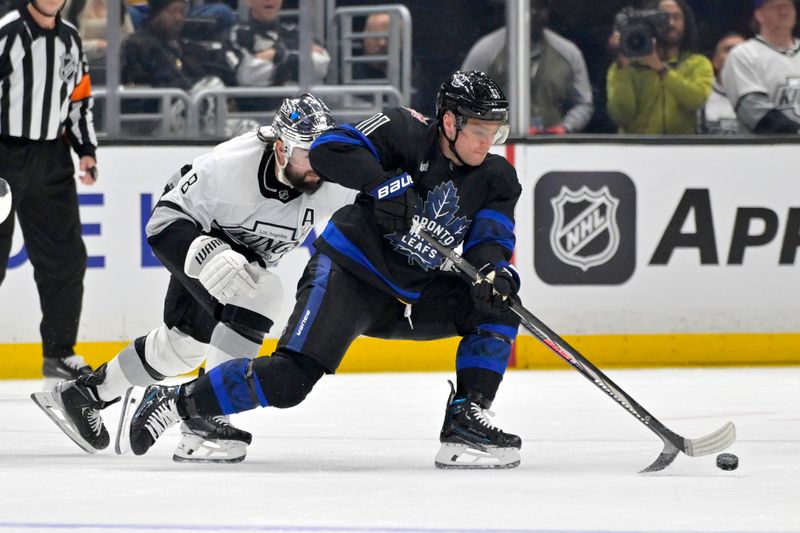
173,415,253,463
31,365,118,453
127,384,184,456
435,381,522,469
42,355,92,391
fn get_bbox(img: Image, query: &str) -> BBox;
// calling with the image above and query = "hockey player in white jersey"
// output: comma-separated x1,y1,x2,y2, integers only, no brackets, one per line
721,0,800,133
31,94,356,463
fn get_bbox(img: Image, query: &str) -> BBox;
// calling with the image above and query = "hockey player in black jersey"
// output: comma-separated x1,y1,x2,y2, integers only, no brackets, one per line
126,71,525,469
31,94,355,462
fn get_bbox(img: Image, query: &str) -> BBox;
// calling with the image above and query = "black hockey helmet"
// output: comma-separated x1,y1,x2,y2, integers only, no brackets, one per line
272,93,336,157
435,71,509,144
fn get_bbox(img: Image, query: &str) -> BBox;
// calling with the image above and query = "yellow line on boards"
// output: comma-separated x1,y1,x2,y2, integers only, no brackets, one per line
1,333,797,379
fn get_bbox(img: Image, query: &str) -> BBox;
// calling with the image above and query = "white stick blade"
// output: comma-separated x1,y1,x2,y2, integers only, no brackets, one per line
684,421,736,457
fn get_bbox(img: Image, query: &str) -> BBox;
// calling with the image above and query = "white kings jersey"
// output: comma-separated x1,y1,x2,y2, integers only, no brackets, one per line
721,36,800,125
146,128,357,267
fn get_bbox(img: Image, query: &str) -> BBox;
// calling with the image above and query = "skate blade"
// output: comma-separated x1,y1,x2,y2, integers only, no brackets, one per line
30,392,99,454
114,387,140,455
172,434,248,464
434,442,520,469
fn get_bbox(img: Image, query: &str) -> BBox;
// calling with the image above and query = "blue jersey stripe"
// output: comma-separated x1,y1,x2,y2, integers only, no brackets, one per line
320,224,422,301
311,124,381,163
463,209,515,253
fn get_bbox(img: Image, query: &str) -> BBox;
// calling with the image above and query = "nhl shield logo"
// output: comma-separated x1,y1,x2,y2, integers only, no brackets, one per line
59,53,78,83
549,186,620,271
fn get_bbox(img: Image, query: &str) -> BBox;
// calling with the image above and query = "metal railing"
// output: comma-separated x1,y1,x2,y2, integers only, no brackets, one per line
328,4,413,107
92,87,196,137
98,0,409,140
92,84,404,139
190,84,405,137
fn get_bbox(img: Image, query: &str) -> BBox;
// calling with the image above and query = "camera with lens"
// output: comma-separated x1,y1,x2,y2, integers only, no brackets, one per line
614,8,672,58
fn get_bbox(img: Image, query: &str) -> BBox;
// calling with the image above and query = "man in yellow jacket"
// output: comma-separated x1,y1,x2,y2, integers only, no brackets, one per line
607,0,713,134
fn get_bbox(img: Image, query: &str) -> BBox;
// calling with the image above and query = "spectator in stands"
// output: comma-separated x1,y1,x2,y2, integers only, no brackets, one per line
189,1,236,40
120,0,237,135
122,0,209,90
698,32,746,134
64,0,134,68
229,0,330,90
127,0,235,38
353,12,390,80
721,0,800,133
607,0,713,134
461,0,593,134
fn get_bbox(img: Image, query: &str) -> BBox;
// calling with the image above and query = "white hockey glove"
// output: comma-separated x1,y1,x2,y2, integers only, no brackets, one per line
184,236,257,303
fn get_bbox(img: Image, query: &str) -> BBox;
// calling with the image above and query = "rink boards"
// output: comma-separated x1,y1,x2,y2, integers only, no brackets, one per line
1,140,798,377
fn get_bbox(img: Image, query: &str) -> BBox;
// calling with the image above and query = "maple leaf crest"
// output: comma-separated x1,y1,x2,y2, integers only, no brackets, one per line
385,181,469,270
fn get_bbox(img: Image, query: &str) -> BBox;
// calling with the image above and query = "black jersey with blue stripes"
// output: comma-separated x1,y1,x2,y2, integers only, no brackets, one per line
308,107,521,303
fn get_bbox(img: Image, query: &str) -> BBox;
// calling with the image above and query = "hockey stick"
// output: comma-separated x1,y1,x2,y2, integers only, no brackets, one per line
411,223,736,473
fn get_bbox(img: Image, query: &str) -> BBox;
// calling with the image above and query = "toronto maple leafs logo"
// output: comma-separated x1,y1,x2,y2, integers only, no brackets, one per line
386,181,469,270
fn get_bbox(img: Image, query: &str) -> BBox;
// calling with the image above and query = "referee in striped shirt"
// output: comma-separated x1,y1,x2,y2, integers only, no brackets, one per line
0,0,98,386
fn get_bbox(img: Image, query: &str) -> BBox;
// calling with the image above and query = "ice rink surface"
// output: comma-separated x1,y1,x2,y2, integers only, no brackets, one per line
0,367,798,533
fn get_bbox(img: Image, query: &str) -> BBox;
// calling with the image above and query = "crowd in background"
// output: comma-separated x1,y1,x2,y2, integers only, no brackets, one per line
0,0,795,137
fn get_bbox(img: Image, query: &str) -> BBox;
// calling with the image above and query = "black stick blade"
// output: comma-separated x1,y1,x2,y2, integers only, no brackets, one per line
640,440,680,473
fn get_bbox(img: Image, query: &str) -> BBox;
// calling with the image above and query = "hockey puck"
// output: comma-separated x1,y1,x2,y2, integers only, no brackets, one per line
716,453,738,471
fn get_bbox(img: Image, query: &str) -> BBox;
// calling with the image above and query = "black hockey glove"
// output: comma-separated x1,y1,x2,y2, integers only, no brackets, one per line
368,172,418,233
471,265,520,314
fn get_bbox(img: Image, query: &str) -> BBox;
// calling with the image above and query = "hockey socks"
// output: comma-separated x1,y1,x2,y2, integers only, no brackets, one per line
179,350,325,417
455,368,502,404
178,358,260,417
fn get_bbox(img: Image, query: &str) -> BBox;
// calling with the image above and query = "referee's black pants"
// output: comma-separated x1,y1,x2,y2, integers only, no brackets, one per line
0,136,86,361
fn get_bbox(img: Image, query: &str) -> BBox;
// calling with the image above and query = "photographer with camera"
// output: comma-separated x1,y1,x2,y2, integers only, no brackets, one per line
721,0,800,134
607,0,713,134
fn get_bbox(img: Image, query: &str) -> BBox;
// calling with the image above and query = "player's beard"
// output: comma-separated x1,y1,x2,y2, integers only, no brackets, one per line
284,165,322,195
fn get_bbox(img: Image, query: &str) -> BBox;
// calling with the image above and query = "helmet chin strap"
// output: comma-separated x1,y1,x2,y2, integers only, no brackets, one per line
274,152,292,188
272,138,295,188
440,123,470,167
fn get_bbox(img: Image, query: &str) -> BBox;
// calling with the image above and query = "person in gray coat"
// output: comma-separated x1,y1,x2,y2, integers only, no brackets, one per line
461,0,593,134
